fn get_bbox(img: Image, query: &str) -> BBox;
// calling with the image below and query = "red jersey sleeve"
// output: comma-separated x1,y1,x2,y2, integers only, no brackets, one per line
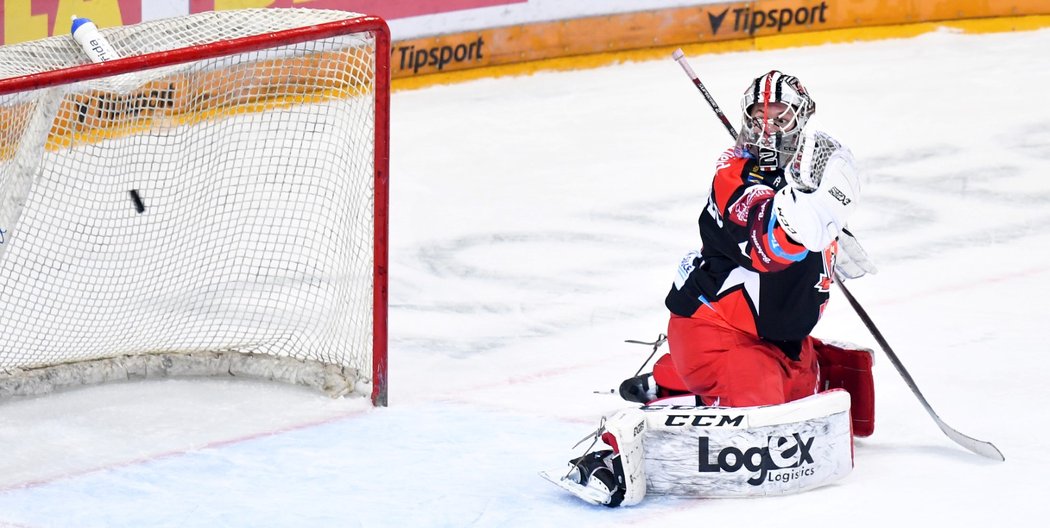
708,150,809,273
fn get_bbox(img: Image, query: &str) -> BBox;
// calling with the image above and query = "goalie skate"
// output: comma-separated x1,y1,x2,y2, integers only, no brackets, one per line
540,470,613,505
540,409,647,507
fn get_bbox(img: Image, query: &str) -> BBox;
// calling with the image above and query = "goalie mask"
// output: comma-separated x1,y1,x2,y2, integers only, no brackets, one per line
739,70,815,171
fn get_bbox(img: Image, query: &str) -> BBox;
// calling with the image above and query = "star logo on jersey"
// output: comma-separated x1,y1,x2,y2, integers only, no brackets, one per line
814,244,835,293
815,271,832,293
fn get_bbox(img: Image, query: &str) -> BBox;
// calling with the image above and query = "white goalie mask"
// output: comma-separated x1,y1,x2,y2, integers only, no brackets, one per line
739,70,815,170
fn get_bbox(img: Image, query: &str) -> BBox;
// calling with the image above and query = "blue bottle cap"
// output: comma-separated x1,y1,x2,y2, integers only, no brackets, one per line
70,16,92,35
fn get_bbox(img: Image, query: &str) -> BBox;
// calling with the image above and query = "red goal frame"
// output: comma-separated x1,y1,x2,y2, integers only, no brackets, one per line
0,15,390,406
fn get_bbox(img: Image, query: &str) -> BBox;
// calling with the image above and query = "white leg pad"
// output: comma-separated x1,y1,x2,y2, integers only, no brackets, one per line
642,390,854,497
544,391,853,505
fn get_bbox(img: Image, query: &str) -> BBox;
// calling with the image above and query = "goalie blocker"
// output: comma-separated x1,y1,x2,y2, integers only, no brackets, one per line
541,390,853,507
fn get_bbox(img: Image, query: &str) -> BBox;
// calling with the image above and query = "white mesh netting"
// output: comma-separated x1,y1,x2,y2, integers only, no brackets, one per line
0,9,385,399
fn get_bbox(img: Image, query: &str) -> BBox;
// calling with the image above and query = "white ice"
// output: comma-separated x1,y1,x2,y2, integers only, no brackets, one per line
2,26,1049,527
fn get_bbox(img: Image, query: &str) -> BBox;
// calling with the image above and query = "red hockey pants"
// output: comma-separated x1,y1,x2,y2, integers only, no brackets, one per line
665,308,819,407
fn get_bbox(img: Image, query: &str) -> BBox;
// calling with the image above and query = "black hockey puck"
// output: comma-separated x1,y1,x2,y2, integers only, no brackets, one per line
129,189,145,213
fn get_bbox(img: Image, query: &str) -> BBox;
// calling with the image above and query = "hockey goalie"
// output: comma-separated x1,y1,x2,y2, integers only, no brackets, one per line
542,70,877,506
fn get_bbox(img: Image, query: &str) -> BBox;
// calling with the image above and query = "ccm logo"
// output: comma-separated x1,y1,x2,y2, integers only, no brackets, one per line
663,414,745,427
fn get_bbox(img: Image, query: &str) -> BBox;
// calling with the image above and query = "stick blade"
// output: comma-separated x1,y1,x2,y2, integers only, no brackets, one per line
938,422,1005,461
672,48,685,60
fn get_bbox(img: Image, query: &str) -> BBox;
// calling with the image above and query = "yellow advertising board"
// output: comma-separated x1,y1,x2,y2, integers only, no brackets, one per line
0,0,1048,84
390,0,1050,80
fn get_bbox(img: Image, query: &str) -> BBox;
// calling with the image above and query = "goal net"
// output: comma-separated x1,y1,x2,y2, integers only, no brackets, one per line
0,9,389,405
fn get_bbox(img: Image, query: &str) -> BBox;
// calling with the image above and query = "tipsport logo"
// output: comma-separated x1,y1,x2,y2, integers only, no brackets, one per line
392,37,486,74
698,433,816,485
708,2,830,36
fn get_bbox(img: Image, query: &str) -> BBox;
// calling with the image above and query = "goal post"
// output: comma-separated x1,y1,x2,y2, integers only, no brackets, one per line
0,9,389,406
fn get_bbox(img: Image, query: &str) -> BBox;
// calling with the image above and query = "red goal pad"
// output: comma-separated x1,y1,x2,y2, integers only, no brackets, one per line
0,9,389,405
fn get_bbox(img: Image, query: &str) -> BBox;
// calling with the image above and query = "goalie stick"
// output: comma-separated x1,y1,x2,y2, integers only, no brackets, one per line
671,48,1005,462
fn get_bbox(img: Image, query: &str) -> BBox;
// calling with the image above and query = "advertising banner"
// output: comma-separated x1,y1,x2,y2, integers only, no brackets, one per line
1,0,1047,80
0,1,725,45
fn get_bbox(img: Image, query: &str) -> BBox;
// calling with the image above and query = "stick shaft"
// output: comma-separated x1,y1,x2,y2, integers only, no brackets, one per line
672,49,738,140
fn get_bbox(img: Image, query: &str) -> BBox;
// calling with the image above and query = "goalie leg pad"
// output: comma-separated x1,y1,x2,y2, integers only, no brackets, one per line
641,390,854,498
814,339,875,437
546,393,853,504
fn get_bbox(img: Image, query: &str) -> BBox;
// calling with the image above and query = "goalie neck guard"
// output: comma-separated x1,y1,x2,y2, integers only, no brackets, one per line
739,70,815,170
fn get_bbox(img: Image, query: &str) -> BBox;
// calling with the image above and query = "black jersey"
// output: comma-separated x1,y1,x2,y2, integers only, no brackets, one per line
666,147,838,344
